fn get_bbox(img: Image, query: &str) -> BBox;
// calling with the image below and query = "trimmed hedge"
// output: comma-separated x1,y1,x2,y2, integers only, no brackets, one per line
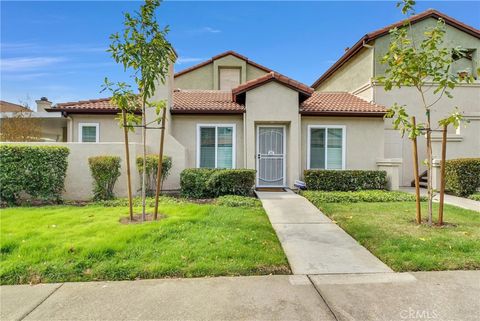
88,156,121,201
180,168,256,198
207,169,256,197
445,158,480,197
136,155,172,196
0,145,69,204
304,170,388,191
302,190,425,204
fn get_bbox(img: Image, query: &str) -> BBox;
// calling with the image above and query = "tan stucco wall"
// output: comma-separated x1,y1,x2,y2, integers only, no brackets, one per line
300,116,385,174
376,84,480,186
174,54,269,90
171,114,244,169
70,114,142,143
245,81,301,187
2,142,143,200
315,47,374,93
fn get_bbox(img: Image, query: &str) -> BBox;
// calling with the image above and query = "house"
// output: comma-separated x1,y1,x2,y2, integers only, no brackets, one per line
41,50,389,197
311,9,480,187
0,98,66,142
5,8,477,200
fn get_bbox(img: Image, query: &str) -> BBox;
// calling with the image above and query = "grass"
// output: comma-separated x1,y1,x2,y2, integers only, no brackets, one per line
468,192,480,202
0,198,289,285
313,201,480,271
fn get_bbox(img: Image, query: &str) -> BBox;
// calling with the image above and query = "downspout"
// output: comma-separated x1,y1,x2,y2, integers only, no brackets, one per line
243,111,247,168
363,39,376,102
66,115,73,142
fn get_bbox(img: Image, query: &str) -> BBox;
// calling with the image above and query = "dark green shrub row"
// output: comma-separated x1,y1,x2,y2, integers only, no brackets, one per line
304,170,387,191
0,145,69,204
302,190,425,204
136,155,172,196
445,158,480,197
88,156,121,201
215,195,262,208
180,168,256,198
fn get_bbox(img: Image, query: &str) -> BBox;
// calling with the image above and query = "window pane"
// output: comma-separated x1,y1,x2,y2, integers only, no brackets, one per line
82,126,97,142
327,128,343,169
217,127,233,168
310,128,325,169
200,127,215,168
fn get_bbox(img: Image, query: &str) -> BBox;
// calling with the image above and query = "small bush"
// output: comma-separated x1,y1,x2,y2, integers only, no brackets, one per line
0,145,69,204
88,156,121,201
304,170,387,191
468,193,480,202
180,168,256,198
216,195,262,208
302,190,425,204
445,158,480,197
180,168,219,198
136,155,172,196
206,169,256,197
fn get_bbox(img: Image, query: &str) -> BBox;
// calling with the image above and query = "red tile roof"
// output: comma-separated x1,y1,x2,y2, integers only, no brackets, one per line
311,9,480,89
54,98,115,111
172,90,245,114
174,50,272,77
300,92,386,116
232,72,314,98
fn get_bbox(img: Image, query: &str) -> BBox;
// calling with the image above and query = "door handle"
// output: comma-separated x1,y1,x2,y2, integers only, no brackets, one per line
257,154,261,159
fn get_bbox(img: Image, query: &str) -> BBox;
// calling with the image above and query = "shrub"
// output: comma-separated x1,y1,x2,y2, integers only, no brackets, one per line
180,168,219,198
304,170,387,191
445,158,480,197
0,145,69,204
216,195,262,208
302,190,425,204
88,156,121,201
468,193,480,202
136,155,172,196
206,169,256,197
180,168,256,198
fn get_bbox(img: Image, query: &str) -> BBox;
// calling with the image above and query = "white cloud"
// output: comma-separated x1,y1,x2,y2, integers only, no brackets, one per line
1,42,107,54
0,57,66,72
176,57,205,65
201,27,221,33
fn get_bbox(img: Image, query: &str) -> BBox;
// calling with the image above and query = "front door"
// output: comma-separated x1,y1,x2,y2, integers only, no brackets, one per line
256,126,286,187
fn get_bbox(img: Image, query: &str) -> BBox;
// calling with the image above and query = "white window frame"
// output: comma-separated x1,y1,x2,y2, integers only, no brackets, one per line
196,124,236,169
307,125,346,170
78,122,100,143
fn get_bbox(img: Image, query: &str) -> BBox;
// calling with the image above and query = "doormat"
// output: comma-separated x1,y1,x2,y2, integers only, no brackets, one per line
255,187,286,192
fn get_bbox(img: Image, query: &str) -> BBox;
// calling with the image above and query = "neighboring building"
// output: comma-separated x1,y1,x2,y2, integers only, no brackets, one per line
0,98,66,142
311,9,480,186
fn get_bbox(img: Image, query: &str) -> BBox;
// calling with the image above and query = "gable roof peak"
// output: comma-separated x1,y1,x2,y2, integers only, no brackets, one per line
312,8,480,88
174,50,272,77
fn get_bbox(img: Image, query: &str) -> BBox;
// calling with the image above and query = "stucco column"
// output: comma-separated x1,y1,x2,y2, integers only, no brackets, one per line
376,158,402,190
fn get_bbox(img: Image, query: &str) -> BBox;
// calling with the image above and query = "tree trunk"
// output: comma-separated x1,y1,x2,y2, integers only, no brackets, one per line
438,124,448,226
154,107,166,220
122,111,133,220
141,101,147,221
426,115,433,226
411,117,422,224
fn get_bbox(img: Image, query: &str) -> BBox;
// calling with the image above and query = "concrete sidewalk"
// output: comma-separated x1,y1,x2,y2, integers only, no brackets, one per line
2,271,479,321
400,187,480,212
256,190,392,275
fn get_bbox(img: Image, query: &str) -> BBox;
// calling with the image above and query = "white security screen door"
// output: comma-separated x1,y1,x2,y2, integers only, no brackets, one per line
257,126,286,187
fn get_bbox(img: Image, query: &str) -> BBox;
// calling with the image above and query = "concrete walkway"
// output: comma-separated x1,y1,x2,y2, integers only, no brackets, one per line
2,272,479,321
400,187,480,212
256,190,392,275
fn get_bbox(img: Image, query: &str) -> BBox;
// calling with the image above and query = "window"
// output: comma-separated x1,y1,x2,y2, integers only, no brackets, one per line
197,124,235,168
78,123,99,143
307,125,345,170
219,68,241,90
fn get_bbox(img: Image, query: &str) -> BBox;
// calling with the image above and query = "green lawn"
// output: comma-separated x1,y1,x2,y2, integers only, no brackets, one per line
312,201,480,271
0,198,289,285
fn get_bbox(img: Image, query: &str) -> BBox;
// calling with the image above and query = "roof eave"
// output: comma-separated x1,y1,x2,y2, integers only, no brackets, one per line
170,108,245,115
300,110,386,117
